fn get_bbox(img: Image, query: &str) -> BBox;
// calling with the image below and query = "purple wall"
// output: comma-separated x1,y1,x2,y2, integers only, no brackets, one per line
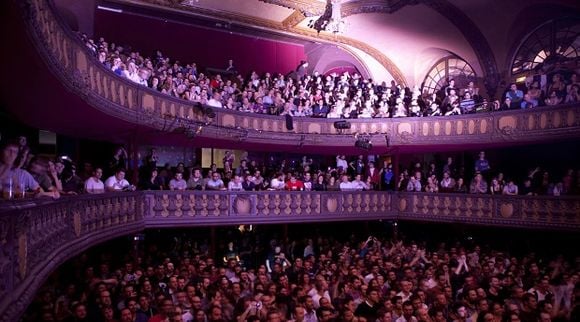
94,10,306,76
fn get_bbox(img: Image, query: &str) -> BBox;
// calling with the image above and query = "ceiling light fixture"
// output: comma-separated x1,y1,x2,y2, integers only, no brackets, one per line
308,0,346,34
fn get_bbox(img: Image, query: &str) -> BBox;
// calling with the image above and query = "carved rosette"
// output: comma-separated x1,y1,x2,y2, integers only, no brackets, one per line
398,131,413,144
398,197,407,212
232,195,252,215
326,196,338,213
499,202,514,218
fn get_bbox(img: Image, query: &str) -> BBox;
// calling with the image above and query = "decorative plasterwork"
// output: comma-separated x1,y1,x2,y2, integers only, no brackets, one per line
113,0,501,94
341,0,422,16
260,0,326,17
281,9,307,29
293,26,406,84
262,0,499,96
260,0,422,17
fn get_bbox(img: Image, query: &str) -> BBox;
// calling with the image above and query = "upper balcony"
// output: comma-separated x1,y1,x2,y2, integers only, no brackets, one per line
1,0,579,154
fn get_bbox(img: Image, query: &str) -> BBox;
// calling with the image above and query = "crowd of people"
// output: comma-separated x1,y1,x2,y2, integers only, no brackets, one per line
24,222,579,322
502,73,580,110
2,135,580,200
80,33,578,121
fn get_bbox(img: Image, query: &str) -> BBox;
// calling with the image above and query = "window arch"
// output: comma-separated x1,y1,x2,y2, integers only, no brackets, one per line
511,17,580,75
422,56,476,95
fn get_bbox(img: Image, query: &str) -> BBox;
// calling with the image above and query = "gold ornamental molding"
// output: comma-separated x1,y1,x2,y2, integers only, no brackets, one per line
281,10,307,29
260,0,421,17
108,0,407,85
260,0,326,16
292,26,406,84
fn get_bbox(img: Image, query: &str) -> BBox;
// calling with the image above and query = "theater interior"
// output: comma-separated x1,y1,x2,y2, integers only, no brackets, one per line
0,0,579,322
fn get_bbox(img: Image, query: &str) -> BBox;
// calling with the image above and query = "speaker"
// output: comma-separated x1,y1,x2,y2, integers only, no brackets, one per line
285,114,294,131
355,139,373,150
334,120,351,130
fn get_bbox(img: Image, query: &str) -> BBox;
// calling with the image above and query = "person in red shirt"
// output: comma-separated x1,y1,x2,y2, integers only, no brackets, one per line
285,173,304,191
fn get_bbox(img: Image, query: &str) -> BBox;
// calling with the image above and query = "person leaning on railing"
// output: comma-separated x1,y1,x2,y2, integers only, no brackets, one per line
104,168,135,192
84,167,105,194
0,140,59,199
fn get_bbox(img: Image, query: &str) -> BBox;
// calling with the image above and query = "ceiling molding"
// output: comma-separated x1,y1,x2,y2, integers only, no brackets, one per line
293,26,406,84
262,0,500,96
260,0,422,17
260,0,326,17
281,10,306,29
340,0,422,16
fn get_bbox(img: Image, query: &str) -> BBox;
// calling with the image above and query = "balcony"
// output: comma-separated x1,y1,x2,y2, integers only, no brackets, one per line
4,0,579,153
1,190,579,321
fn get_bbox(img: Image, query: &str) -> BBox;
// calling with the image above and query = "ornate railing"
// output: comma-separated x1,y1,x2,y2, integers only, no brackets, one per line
1,190,579,321
19,0,580,149
0,193,145,322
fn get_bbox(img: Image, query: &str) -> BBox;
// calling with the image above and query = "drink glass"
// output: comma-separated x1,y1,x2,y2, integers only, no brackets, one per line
2,178,14,200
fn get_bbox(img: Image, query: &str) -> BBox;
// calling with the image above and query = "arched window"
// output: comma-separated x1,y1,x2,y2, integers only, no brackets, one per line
422,56,476,95
511,17,580,75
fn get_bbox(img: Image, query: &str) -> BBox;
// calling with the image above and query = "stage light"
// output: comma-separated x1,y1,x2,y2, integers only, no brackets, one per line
334,120,351,130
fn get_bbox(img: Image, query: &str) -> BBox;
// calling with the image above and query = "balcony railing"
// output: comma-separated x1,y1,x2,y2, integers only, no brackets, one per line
1,190,579,321
20,0,580,149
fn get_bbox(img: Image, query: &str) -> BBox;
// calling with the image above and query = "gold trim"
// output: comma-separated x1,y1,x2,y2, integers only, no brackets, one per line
281,10,306,29
260,0,326,16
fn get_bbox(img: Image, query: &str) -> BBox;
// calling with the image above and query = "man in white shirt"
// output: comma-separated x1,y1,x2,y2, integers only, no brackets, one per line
395,301,418,322
105,169,134,192
207,92,223,108
396,281,414,302
85,168,105,194
350,174,368,191
339,174,352,191
169,172,187,191
206,172,225,190
336,155,348,171
228,175,243,191
270,173,286,190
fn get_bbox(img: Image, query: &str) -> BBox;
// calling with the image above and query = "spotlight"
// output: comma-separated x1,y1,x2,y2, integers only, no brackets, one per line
334,120,351,130
354,138,372,150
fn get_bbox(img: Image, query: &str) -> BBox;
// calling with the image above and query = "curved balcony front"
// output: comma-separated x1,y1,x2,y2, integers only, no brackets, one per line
1,190,579,321
3,0,580,153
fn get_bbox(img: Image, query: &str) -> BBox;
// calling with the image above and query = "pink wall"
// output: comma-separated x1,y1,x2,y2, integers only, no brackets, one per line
325,66,360,77
94,10,306,76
